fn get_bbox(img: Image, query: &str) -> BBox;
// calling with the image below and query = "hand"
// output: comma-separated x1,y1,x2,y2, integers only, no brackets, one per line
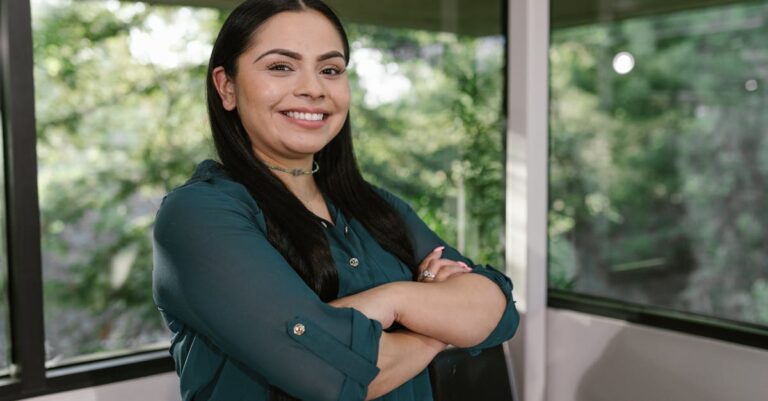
417,246,472,283
329,284,400,329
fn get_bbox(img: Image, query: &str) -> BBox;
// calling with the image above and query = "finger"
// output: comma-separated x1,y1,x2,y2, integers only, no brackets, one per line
442,270,471,281
428,258,470,273
420,258,453,281
418,245,445,273
421,260,471,282
434,265,471,281
418,268,437,282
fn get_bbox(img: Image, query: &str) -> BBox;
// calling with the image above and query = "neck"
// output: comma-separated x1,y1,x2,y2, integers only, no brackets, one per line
280,173,319,203
254,150,319,202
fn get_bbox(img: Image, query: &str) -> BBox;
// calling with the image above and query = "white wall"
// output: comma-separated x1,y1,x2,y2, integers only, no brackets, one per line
546,309,768,401
22,373,180,401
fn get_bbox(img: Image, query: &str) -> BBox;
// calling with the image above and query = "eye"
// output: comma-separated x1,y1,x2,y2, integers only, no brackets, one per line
321,66,345,76
267,62,293,72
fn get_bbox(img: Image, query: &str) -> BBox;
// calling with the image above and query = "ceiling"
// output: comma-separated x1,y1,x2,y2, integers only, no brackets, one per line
141,0,757,33
143,0,504,36
550,0,757,28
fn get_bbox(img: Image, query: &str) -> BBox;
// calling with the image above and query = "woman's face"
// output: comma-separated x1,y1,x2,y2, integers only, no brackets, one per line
213,10,350,167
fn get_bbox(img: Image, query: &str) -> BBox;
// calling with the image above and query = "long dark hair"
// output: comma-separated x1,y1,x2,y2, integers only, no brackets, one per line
207,1,417,399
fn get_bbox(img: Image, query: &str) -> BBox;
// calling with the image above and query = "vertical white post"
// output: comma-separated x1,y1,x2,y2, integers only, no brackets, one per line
457,172,466,253
506,0,549,400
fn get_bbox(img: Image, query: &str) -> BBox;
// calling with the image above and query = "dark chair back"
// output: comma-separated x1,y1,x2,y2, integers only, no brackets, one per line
428,344,517,401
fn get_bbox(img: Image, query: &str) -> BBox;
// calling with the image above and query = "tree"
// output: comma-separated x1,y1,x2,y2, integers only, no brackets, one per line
549,3,768,325
30,2,507,362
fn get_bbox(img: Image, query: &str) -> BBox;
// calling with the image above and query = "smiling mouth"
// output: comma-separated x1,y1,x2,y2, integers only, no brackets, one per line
283,111,327,121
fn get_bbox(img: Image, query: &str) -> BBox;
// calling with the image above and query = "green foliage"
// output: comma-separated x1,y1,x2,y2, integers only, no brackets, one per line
347,26,505,267
549,3,768,325
30,2,506,362
33,1,219,362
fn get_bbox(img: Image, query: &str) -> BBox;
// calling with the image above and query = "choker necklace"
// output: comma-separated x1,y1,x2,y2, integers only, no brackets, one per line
266,161,320,177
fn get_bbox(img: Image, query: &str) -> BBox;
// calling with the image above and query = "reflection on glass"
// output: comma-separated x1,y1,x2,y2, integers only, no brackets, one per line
32,0,504,366
549,1,768,326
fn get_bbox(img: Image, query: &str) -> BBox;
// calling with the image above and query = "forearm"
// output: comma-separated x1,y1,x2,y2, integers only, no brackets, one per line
366,331,445,400
392,273,507,348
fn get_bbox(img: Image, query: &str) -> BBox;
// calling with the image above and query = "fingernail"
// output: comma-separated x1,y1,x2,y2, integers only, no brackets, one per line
434,246,445,252
459,262,471,270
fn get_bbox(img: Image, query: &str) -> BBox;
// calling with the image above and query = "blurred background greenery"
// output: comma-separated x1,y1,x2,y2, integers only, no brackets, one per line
21,0,505,366
549,2,768,325
3,0,765,371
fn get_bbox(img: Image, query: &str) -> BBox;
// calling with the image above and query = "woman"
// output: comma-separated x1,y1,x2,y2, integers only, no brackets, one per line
152,0,519,400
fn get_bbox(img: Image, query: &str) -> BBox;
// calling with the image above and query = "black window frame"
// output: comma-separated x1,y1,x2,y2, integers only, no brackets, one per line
547,0,768,352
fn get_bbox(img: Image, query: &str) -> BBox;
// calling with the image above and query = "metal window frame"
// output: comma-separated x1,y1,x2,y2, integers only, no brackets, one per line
1,0,48,397
549,291,768,351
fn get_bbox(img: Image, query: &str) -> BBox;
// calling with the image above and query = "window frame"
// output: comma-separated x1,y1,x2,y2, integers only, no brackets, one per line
549,291,768,350
1,0,48,397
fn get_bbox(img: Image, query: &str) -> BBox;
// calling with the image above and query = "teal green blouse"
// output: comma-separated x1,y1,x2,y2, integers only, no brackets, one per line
152,160,519,401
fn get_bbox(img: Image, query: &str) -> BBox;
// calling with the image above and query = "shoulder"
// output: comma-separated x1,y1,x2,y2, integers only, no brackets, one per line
165,159,259,211
370,185,416,215
154,160,263,238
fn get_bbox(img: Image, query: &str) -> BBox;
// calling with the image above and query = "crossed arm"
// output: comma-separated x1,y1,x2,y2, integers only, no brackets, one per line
330,247,509,400
154,182,517,401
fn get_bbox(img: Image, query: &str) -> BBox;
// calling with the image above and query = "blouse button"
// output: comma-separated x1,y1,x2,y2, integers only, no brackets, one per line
349,257,359,268
320,221,328,228
344,226,349,235
293,323,306,336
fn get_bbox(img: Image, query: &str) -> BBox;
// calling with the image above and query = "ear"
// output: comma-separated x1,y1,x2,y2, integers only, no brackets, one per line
212,66,237,111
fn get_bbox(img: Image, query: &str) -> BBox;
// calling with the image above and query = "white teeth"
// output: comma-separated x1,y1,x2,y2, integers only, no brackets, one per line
286,111,324,121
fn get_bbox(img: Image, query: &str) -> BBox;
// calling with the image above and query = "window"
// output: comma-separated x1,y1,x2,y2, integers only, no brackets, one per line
31,0,220,366
346,16,506,268
549,0,768,343
2,0,506,396
29,0,505,368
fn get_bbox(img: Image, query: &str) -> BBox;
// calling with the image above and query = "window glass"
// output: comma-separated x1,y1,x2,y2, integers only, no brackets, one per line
549,1,768,326
31,0,504,366
31,0,219,366
346,9,506,268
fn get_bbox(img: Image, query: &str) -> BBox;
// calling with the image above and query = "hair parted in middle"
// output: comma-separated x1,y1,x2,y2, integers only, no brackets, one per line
206,0,418,303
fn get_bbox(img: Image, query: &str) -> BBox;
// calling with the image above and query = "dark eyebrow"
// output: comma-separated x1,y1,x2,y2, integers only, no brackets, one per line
254,48,301,62
254,48,346,63
317,50,345,62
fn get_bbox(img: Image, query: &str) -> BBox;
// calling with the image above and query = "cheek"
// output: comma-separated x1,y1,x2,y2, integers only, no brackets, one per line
333,81,351,109
237,80,286,111
261,84,286,106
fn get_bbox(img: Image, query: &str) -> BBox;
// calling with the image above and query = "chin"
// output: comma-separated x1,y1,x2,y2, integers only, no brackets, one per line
285,143,331,156
287,136,337,154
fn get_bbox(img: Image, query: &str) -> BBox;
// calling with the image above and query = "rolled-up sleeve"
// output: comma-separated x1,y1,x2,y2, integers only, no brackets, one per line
153,183,381,401
374,187,520,355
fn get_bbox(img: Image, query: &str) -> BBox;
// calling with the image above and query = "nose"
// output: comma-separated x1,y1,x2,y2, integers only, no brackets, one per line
295,70,325,100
